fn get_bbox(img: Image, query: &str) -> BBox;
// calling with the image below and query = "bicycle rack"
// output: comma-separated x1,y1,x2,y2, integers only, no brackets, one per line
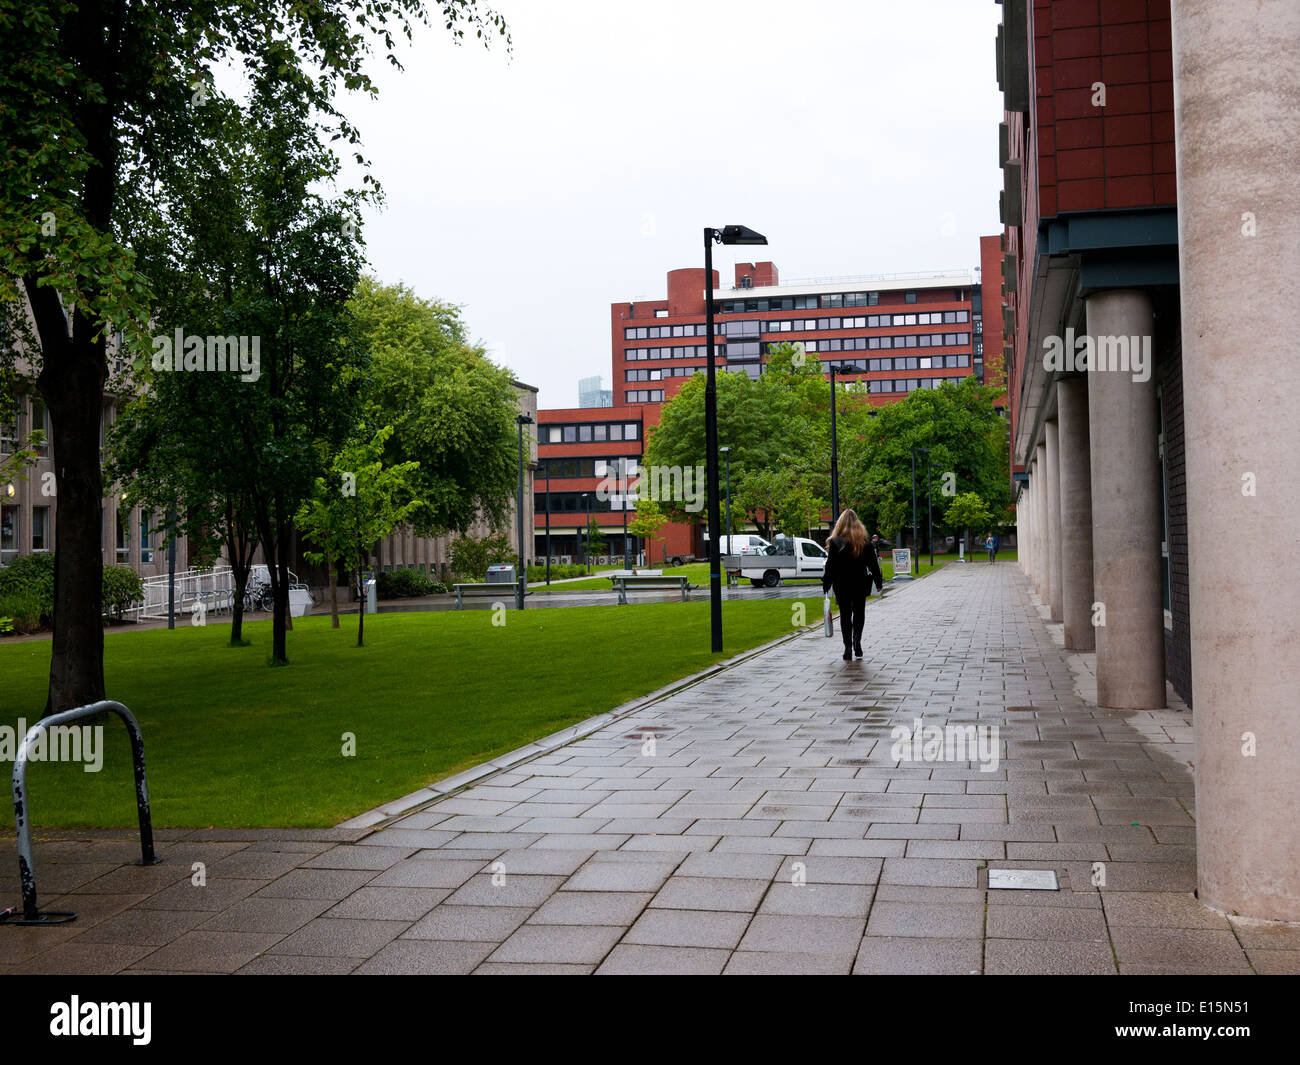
2,700,160,926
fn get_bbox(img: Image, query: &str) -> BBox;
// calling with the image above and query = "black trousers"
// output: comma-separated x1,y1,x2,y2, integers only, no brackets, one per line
835,590,867,649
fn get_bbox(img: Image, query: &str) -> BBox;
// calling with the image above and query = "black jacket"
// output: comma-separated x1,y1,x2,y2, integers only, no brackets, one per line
822,535,884,597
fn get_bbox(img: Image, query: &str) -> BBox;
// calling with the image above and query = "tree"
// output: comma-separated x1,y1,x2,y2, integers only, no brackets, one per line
295,426,420,647
840,378,1009,547
943,492,995,554
0,0,508,710
448,533,514,582
107,373,263,645
627,497,667,564
584,514,607,559
876,498,909,548
349,278,519,552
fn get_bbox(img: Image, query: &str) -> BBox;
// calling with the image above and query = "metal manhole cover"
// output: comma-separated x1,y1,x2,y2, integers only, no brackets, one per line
988,869,1059,891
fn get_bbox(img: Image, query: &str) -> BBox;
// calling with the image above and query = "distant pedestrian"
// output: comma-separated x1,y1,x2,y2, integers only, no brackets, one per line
823,509,884,661
985,533,998,564
870,533,884,558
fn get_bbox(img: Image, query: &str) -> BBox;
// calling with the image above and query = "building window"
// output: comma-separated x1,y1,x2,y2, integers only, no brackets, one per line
140,512,154,563
32,506,50,552
905,291,917,304
29,397,49,457
116,505,131,563
654,309,668,318
1,505,17,563
0,411,16,454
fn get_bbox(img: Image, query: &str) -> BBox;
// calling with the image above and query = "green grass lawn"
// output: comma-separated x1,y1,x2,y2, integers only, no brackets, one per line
0,597,819,829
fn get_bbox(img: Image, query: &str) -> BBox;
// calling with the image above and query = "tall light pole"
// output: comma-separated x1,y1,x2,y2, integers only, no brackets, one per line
582,491,591,575
911,445,930,577
515,413,533,611
720,446,732,549
828,362,852,519
705,224,767,653
544,463,551,585
621,459,631,568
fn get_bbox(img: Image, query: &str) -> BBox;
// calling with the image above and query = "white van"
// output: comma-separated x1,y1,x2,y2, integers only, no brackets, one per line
723,536,827,587
717,534,771,556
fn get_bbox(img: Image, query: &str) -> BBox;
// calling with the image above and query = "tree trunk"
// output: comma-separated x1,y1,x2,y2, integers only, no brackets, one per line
330,558,340,629
31,291,106,715
355,547,365,648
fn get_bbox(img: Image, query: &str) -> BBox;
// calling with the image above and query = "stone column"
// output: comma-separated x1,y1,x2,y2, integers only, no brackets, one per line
1173,0,1300,922
1022,467,1035,584
1034,442,1048,600
1013,499,1024,574
1044,417,1063,622
1086,289,1165,709
1056,376,1095,650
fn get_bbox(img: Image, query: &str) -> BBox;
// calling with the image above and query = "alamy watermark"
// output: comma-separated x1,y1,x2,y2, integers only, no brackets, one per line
0,719,104,772
1042,327,1151,383
890,718,1000,773
151,328,261,382
597,463,705,513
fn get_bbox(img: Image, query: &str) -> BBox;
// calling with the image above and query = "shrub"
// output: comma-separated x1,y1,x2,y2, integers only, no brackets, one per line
102,565,144,622
0,588,46,634
0,552,55,623
448,533,515,582
0,616,12,636
525,563,590,582
376,569,444,599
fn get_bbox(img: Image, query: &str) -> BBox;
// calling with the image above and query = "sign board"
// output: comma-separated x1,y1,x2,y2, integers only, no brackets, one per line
892,548,912,577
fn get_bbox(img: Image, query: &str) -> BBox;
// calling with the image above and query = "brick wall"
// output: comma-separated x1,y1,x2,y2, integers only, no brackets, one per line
1033,0,1175,217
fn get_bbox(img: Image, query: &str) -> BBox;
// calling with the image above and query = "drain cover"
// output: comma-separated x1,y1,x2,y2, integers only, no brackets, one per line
988,869,1059,891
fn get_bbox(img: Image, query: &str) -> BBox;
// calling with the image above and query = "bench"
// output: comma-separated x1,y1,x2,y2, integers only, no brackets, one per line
605,569,662,579
611,575,693,605
453,583,524,609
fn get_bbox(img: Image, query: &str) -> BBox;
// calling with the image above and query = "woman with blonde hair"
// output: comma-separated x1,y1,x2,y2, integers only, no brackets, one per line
821,508,884,660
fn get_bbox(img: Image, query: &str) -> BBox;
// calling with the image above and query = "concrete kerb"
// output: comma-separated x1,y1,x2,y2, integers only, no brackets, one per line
342,615,839,833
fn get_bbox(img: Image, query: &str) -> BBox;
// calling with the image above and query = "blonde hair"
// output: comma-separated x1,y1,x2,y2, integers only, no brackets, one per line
831,509,866,556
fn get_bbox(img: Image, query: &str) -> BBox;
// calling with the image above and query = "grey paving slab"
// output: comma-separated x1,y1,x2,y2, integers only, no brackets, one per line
595,944,730,975
854,936,984,975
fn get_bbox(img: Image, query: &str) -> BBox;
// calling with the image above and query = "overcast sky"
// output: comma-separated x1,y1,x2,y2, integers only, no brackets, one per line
343,0,1005,408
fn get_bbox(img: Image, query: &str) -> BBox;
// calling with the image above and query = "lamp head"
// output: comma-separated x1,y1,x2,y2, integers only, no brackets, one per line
716,224,767,246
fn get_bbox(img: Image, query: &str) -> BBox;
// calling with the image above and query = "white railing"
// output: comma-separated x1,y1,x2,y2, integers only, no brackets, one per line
137,564,235,620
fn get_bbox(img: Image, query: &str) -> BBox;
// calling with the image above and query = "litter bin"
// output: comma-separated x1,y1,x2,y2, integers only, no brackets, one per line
485,564,515,585
364,578,377,614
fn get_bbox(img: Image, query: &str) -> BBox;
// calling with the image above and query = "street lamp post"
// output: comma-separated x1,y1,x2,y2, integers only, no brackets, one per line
621,459,631,568
720,446,732,550
704,224,767,653
911,445,930,577
583,491,591,575
515,413,533,611
828,362,852,519
926,452,934,569
544,463,551,585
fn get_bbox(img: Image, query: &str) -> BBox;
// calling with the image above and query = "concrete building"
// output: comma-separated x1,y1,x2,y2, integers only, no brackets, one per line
998,0,1299,922
577,375,612,409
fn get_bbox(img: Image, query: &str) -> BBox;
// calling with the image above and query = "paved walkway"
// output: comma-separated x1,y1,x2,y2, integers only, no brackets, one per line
3,563,1296,974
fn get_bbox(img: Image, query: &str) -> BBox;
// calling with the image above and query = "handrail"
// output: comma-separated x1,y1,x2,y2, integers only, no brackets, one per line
2,700,159,926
